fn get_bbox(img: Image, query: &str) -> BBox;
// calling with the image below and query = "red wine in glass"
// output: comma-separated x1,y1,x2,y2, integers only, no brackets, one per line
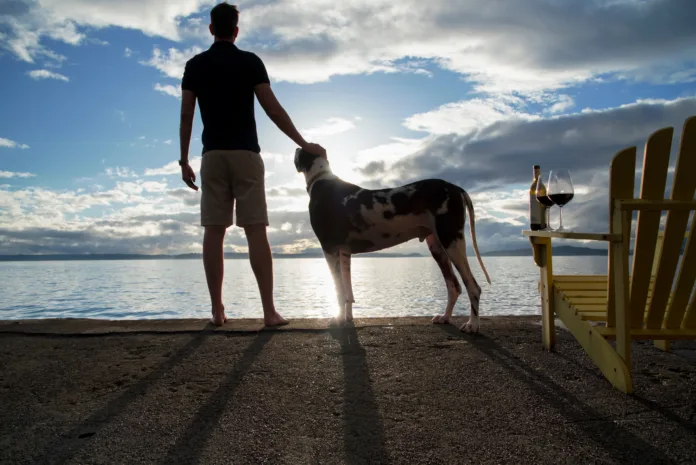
548,193,574,206
548,170,574,231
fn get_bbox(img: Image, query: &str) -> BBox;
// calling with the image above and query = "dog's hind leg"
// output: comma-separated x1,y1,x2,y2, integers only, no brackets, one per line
437,224,482,334
339,249,355,322
426,234,462,325
324,251,345,324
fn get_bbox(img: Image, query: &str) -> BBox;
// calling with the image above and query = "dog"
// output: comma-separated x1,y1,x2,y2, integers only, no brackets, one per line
294,148,492,333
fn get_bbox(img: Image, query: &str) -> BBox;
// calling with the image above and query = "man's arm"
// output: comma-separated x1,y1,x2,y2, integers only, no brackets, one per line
254,83,308,148
179,89,196,164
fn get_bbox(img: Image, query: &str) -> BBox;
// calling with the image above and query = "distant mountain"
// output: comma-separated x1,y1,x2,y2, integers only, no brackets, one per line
0,252,425,262
481,245,608,257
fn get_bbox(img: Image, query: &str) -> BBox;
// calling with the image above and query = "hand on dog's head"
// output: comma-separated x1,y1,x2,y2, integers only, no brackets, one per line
294,148,324,173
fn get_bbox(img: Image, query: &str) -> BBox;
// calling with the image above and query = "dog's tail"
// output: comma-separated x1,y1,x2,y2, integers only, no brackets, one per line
461,189,492,285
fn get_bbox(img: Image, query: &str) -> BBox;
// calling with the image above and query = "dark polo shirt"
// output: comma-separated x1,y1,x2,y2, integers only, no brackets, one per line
181,41,270,154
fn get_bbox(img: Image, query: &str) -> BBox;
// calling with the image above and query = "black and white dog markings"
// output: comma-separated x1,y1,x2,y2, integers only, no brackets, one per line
294,148,492,333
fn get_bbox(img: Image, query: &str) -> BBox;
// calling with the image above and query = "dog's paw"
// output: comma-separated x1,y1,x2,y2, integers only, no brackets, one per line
329,316,347,328
460,321,479,334
431,314,452,325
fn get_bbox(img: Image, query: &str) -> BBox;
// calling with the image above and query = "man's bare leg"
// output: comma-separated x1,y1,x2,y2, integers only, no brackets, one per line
203,225,228,326
244,224,288,327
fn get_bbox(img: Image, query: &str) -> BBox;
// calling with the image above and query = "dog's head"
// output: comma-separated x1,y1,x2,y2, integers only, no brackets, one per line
294,148,320,173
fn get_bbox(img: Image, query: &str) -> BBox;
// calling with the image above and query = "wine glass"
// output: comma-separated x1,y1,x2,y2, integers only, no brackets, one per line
547,169,574,232
535,176,554,231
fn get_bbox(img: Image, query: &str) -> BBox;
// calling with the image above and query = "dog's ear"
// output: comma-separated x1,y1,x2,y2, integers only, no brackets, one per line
294,148,318,173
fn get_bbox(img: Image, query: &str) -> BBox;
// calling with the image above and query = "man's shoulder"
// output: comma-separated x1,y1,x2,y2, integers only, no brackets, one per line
235,47,264,64
185,49,209,67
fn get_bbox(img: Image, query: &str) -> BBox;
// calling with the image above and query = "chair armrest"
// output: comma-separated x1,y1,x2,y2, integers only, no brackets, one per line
522,230,622,242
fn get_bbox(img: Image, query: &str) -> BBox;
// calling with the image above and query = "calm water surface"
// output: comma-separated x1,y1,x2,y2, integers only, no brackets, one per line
0,256,608,320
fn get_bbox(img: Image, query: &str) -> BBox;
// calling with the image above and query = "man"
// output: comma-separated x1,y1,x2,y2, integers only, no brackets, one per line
179,1,327,327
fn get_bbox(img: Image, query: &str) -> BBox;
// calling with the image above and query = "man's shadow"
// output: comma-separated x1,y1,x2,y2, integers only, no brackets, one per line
329,324,389,464
436,325,680,463
162,331,274,464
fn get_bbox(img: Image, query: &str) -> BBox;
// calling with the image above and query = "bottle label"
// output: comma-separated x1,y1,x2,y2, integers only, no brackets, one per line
530,193,542,225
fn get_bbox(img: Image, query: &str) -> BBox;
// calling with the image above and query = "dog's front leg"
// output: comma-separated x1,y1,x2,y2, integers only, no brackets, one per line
339,249,354,322
324,251,345,323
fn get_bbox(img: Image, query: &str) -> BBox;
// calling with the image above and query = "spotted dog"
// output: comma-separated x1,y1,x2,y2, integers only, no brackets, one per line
294,148,492,332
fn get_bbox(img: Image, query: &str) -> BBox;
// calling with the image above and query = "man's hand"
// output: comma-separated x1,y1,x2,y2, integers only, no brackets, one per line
181,163,198,191
302,142,327,159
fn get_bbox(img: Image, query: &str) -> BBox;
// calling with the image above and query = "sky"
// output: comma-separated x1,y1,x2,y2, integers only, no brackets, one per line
1,0,695,256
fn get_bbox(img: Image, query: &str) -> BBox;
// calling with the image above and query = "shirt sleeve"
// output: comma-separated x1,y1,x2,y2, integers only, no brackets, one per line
250,53,270,86
181,59,197,93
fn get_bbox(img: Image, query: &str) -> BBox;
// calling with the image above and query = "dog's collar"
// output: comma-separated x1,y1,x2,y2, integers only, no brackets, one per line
306,172,335,194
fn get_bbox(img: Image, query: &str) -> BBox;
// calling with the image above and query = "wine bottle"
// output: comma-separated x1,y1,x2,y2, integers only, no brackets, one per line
529,165,544,231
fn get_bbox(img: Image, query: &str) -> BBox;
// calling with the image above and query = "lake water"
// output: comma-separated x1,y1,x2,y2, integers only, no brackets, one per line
0,256,609,321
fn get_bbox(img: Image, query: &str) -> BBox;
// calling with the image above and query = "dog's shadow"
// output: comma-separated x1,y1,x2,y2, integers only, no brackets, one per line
329,324,389,464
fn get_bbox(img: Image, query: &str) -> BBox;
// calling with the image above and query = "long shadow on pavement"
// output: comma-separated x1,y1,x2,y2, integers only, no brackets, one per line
41,330,210,465
436,325,674,464
553,351,696,432
161,331,273,464
330,325,389,464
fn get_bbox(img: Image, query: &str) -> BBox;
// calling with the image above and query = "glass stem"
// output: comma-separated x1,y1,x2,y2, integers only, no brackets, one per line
559,206,563,230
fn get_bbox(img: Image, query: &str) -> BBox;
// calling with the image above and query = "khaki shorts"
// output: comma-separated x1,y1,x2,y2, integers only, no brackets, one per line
200,149,268,228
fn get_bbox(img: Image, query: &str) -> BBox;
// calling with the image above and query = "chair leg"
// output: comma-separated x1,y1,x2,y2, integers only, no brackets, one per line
654,340,671,352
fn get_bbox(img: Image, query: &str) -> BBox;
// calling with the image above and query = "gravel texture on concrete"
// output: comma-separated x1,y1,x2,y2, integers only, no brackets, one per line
1,316,695,465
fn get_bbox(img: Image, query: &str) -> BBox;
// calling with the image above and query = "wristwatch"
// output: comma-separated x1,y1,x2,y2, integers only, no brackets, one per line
178,159,188,166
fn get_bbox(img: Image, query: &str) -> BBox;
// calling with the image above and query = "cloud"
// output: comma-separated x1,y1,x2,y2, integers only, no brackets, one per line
376,96,696,189
27,69,69,81
0,171,36,178
141,46,202,80
403,97,537,136
124,47,132,57
303,117,357,138
0,138,29,149
154,83,181,99
105,166,138,178
2,0,693,102
144,156,202,176
547,95,576,114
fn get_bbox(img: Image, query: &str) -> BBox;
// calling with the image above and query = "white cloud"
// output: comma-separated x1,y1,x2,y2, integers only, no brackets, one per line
1,0,693,103
303,117,356,138
547,95,576,114
0,138,30,149
154,83,181,99
27,69,69,81
124,47,132,57
142,46,202,80
403,97,538,136
105,166,138,178
163,140,172,145
0,171,36,178
144,156,202,176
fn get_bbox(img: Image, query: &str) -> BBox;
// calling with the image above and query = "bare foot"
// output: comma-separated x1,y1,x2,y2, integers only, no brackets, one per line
264,312,289,327
211,305,227,327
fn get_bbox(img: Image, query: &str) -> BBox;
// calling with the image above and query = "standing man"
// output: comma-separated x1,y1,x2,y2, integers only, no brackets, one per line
178,1,327,327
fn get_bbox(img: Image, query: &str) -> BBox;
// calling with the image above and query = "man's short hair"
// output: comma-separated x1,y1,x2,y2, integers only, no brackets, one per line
210,2,239,38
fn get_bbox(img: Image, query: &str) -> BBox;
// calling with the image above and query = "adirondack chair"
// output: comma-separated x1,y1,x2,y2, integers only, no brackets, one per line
523,115,696,394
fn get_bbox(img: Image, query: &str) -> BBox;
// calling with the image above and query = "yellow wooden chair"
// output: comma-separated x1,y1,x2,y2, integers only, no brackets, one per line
523,115,696,394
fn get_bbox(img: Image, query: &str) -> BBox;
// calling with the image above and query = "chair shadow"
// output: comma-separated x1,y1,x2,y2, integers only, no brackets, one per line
436,325,675,463
552,351,696,432
161,331,274,464
329,325,389,464
41,329,211,465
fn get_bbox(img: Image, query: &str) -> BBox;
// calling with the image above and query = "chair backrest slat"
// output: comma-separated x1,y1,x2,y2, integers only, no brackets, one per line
606,147,637,328
683,281,696,329
628,127,673,329
645,118,696,329
658,117,696,329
